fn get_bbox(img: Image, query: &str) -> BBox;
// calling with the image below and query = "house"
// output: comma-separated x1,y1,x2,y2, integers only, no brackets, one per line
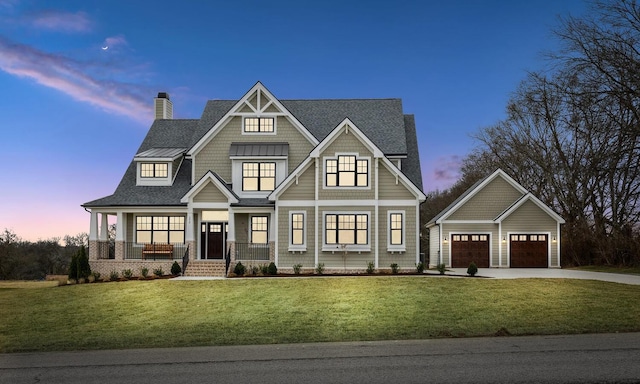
426,169,564,269
82,82,426,277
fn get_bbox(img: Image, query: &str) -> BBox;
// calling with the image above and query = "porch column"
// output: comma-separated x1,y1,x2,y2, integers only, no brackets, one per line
115,211,125,260
227,209,236,241
89,211,99,241
186,210,196,261
99,214,109,241
88,210,99,260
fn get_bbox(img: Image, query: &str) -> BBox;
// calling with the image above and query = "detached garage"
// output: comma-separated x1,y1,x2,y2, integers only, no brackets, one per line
426,169,564,269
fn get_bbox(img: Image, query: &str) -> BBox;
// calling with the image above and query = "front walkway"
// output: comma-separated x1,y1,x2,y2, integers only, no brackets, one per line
448,268,640,285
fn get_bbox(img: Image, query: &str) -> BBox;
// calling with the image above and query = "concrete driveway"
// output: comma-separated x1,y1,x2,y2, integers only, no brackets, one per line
447,268,640,285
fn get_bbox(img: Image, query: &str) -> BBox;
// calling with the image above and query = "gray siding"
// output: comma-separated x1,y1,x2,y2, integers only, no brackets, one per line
378,163,415,200
448,177,523,220
277,207,315,268
428,225,440,267
378,206,418,269
193,182,228,203
279,164,315,200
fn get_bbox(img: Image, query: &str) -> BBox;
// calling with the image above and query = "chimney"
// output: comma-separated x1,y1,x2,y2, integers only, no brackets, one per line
154,92,173,119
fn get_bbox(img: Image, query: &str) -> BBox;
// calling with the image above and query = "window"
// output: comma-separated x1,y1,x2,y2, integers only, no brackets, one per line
251,216,268,244
326,155,368,187
390,212,403,245
242,162,275,191
136,216,184,244
244,117,274,133
325,214,368,245
291,212,305,246
140,163,168,178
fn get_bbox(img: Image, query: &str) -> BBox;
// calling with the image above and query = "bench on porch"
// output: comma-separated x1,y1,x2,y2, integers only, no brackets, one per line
142,244,174,259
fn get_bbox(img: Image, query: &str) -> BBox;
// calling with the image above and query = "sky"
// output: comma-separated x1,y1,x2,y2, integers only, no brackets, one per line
0,0,588,242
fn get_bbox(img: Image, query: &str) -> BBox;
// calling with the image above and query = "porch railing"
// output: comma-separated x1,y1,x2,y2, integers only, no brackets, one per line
124,242,186,260
182,245,190,275
235,243,270,261
96,241,113,259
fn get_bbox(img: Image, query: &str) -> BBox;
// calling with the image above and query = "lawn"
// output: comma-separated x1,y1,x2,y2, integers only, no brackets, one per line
1,276,639,353
567,265,640,275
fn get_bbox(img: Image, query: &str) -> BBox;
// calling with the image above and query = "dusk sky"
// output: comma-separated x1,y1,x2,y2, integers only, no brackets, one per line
0,0,588,242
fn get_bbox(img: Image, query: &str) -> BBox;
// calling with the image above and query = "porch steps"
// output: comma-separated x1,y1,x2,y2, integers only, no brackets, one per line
184,260,227,277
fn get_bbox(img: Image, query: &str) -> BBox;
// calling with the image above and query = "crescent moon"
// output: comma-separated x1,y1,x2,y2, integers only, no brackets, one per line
101,46,108,50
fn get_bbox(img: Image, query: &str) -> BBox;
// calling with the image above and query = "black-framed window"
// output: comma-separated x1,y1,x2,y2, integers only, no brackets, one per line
244,117,274,133
325,214,368,245
291,213,304,245
136,216,184,244
242,162,276,191
251,216,268,244
140,163,168,178
390,213,403,245
326,155,368,187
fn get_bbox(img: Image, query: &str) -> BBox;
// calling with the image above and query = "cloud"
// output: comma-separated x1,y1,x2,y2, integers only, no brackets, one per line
29,10,92,33
433,155,462,182
0,36,153,123
103,35,127,49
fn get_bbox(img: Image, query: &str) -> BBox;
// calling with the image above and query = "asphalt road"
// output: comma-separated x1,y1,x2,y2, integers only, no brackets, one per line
1,333,640,384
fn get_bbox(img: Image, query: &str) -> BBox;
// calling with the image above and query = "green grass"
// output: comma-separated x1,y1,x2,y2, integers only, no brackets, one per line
567,265,640,275
1,277,639,353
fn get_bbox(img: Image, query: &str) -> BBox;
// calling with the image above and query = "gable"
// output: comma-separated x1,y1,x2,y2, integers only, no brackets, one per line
279,163,315,200
501,199,558,229
193,182,229,203
447,175,524,221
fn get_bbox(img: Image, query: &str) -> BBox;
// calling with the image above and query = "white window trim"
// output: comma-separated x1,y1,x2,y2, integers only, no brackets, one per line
231,159,287,198
242,116,277,135
322,152,372,190
135,162,172,186
249,215,269,245
321,211,371,252
288,211,306,252
134,214,186,244
387,210,406,252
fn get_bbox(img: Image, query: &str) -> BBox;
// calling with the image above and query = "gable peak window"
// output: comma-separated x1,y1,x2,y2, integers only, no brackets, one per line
140,163,168,178
326,155,368,187
244,117,274,133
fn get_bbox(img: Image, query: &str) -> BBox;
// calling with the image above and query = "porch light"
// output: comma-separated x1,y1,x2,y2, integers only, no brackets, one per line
443,236,448,243
502,236,506,243
552,236,557,243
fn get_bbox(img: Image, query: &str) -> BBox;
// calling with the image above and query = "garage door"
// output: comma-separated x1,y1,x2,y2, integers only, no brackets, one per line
509,234,548,268
451,234,490,268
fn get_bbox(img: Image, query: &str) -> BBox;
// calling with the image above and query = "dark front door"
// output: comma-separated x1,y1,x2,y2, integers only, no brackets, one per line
201,222,226,259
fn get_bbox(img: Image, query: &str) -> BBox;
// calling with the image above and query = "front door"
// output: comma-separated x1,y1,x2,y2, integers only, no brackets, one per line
201,222,226,259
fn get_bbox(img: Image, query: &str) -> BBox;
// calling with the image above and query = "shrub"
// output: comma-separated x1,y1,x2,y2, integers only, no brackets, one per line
109,270,119,281
293,264,302,275
234,262,246,276
267,262,278,275
171,261,182,276
250,265,259,276
390,263,399,274
153,268,164,277
437,263,446,275
68,245,91,281
140,267,149,278
315,263,325,275
92,271,101,281
416,262,425,274
260,264,269,275
122,269,133,279
467,262,478,277
366,261,375,274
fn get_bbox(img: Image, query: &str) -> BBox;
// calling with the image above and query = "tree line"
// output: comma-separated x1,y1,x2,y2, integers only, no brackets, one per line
423,0,640,266
0,229,88,280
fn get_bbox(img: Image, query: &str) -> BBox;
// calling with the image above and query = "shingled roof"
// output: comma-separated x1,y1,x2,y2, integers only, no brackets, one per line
84,94,422,207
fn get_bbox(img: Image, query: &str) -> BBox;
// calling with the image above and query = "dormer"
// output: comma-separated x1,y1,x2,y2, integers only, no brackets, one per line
134,147,186,186
229,142,288,198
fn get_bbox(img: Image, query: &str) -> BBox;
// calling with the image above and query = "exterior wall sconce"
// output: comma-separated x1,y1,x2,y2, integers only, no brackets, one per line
552,236,557,243
443,236,448,243
502,236,506,243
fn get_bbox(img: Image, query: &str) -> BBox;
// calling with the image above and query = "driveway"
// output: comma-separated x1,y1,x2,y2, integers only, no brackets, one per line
447,268,640,285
